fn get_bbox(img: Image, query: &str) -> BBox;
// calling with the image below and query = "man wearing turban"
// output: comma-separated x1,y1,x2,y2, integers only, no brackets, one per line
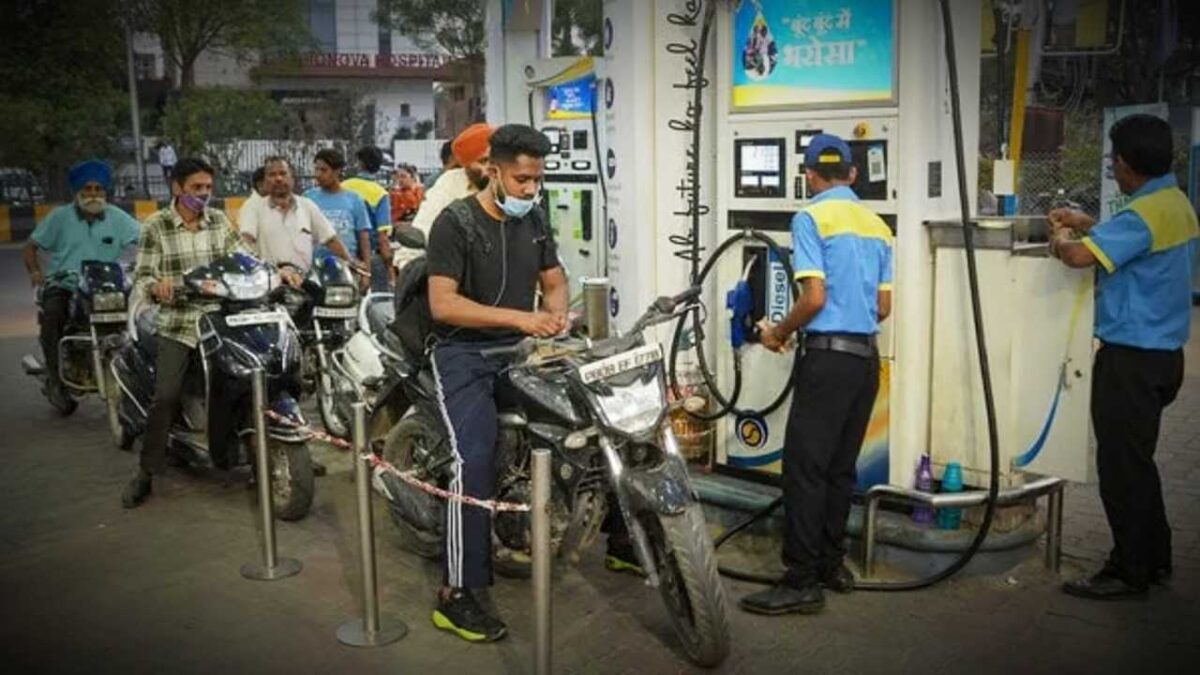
410,123,493,239
22,159,141,412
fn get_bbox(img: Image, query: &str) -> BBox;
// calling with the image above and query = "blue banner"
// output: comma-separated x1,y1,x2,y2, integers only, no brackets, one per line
546,73,596,120
732,0,895,109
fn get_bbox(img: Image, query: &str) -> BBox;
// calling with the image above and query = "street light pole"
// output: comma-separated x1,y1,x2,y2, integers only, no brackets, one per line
124,19,148,198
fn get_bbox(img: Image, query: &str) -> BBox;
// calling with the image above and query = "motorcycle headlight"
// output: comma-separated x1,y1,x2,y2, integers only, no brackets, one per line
593,377,665,436
222,268,271,301
93,291,126,312
324,284,357,308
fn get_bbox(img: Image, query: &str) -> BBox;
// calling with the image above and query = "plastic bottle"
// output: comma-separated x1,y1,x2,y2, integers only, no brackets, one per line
913,455,935,524
937,462,964,530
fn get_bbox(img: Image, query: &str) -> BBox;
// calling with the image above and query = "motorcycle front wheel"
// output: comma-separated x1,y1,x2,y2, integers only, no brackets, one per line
316,372,350,440
104,366,125,449
642,504,731,668
269,440,315,521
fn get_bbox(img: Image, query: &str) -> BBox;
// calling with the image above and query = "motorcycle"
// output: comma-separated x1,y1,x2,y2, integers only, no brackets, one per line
110,253,316,521
375,286,731,667
21,261,131,444
277,255,362,440
320,227,431,442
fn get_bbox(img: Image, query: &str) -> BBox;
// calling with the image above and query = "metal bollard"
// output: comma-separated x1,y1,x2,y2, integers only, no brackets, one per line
338,402,407,647
1045,485,1064,573
531,448,552,675
241,368,302,581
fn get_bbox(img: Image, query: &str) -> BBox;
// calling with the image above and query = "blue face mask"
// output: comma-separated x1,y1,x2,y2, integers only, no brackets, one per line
494,176,539,218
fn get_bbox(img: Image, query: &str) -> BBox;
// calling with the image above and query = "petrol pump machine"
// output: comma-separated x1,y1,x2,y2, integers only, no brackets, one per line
711,0,900,488
526,57,607,304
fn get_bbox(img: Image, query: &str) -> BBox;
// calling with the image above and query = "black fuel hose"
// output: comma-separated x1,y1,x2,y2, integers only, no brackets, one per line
667,230,799,421
709,0,1004,592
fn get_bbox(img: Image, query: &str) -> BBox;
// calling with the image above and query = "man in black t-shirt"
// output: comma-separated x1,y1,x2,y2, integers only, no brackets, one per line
424,124,567,643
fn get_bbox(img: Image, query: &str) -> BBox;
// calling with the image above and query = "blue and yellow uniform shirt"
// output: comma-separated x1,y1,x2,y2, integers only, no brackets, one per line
1080,174,1199,351
790,185,893,335
31,204,141,290
342,173,393,245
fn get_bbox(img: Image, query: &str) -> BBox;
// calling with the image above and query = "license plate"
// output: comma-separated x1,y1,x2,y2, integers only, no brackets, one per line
91,312,127,324
226,311,284,327
578,344,662,384
313,306,358,319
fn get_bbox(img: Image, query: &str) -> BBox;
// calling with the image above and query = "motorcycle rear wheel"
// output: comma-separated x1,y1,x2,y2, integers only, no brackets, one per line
381,414,444,559
269,440,315,521
642,504,731,668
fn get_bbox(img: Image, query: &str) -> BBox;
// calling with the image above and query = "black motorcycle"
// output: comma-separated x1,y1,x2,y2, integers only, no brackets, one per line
278,254,362,440
111,253,316,521
375,286,731,667
22,261,131,442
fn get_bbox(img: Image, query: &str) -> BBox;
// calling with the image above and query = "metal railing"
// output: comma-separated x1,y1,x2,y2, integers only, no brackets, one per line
861,476,1065,578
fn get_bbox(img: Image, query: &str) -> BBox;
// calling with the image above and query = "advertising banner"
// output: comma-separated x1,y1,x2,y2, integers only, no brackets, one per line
546,73,597,120
732,0,896,110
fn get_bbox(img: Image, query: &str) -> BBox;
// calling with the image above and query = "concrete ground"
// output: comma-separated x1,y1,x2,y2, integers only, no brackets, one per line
0,244,1197,674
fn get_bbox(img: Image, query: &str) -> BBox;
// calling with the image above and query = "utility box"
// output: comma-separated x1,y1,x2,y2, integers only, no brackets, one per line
929,221,1096,488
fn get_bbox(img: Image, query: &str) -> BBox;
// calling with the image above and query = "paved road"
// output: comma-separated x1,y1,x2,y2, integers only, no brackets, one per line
0,244,1196,674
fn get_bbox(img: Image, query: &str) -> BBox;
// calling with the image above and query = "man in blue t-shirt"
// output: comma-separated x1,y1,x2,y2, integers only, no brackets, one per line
1049,114,1199,600
304,148,372,276
22,159,141,410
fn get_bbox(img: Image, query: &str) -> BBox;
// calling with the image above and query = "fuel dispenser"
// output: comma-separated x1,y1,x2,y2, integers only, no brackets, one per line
525,57,608,304
486,0,1096,547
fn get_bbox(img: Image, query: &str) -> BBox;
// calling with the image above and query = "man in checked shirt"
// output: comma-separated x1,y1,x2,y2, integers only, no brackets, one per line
122,157,243,509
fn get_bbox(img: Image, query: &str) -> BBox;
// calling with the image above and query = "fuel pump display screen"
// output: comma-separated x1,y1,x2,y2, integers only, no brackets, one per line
734,138,787,198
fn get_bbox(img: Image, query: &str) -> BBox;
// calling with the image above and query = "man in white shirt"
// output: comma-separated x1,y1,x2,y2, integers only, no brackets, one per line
239,156,363,286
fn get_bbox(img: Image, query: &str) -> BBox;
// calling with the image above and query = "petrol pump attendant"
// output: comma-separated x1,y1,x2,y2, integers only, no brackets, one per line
1048,114,1198,600
23,159,141,412
741,133,893,616
342,146,394,291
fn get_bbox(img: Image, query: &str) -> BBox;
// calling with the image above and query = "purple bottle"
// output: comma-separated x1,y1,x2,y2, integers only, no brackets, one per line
913,455,935,524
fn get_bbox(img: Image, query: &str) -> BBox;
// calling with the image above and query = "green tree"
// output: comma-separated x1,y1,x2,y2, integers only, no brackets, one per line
553,0,603,57
127,0,312,91
0,0,129,198
375,0,486,86
162,88,284,191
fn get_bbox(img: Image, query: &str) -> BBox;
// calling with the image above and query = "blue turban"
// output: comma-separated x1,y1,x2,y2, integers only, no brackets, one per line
68,159,113,193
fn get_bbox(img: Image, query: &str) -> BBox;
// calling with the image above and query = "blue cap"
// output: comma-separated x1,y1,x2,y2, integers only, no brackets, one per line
803,133,851,167
68,159,113,193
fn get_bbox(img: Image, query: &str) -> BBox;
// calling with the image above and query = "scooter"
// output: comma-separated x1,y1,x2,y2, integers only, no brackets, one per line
375,285,731,668
110,253,316,521
22,261,131,444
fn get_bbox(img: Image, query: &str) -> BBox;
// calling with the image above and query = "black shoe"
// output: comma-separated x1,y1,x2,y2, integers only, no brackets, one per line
312,460,327,477
493,546,532,579
1062,568,1147,600
46,380,77,415
605,541,645,576
821,564,856,594
739,583,825,616
1150,565,1173,586
432,589,507,642
121,471,153,509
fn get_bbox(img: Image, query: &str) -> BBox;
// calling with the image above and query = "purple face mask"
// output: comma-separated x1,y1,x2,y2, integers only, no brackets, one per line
178,192,210,213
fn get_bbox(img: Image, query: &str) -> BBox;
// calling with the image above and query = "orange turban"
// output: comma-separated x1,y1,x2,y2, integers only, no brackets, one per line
452,123,493,166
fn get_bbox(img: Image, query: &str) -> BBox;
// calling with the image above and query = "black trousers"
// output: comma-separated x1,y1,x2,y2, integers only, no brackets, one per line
140,337,237,474
781,348,879,584
38,287,72,385
1092,344,1183,586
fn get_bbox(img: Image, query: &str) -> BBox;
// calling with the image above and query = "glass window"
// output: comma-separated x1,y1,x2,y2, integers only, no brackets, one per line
309,0,336,52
